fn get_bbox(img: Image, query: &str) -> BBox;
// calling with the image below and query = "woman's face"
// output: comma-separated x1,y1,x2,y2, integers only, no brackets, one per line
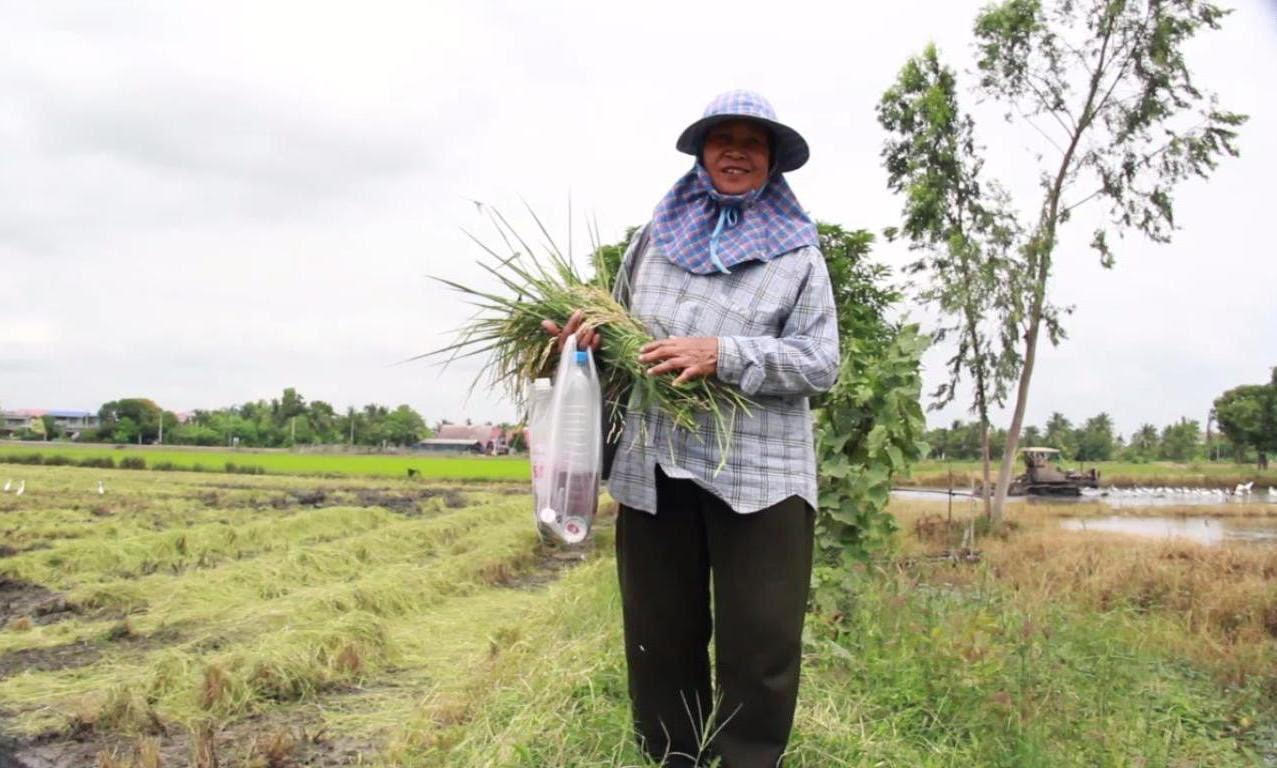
701,119,771,196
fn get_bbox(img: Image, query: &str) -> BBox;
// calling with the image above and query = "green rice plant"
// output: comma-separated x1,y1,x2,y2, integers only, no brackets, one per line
0,446,531,480
1,452,44,464
423,207,752,462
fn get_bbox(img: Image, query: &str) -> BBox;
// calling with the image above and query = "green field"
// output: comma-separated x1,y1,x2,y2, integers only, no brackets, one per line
0,441,529,481
8,444,1275,490
0,465,1270,766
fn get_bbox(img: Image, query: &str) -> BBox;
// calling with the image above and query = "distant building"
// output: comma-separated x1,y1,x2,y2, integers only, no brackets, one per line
434,423,509,455
415,438,485,454
0,411,36,436
0,409,99,439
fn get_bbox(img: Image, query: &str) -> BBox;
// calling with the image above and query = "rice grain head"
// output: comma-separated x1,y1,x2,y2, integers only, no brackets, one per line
421,207,752,465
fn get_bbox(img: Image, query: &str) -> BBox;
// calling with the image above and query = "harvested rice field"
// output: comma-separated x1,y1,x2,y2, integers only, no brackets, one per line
1,465,1272,767
0,464,606,767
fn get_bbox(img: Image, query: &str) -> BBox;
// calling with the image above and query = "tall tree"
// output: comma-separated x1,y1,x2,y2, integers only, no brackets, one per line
307,400,339,444
1075,412,1116,461
98,398,163,443
1043,411,1077,457
889,0,1245,520
1127,422,1159,460
1021,424,1043,447
1159,417,1202,461
343,405,359,445
383,405,428,446
1213,367,1277,469
279,388,306,419
982,0,1245,515
39,415,61,441
879,44,1024,519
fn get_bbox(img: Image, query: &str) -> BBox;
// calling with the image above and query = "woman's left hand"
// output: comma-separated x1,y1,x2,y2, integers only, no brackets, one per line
639,337,718,385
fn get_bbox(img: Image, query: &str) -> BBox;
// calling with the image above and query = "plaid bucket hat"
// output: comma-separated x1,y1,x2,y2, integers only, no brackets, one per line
676,90,809,173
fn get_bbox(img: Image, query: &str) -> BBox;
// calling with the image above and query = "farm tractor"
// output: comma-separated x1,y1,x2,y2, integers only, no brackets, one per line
976,447,1100,497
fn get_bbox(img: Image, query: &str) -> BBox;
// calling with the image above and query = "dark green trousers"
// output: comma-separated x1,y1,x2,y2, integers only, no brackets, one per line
616,467,814,768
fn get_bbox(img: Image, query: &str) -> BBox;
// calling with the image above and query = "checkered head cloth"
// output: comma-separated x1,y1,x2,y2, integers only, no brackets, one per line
649,164,818,275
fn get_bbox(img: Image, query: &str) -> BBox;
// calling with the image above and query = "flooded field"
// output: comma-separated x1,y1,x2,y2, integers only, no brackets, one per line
1082,484,1277,505
895,484,1277,549
1059,516,1277,544
895,486,1277,509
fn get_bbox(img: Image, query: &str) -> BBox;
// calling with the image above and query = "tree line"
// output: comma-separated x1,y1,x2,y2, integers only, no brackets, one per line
927,412,1245,465
924,368,1277,468
43,388,433,448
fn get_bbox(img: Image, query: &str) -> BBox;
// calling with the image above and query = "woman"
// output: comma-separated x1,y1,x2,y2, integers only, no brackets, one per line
546,90,838,768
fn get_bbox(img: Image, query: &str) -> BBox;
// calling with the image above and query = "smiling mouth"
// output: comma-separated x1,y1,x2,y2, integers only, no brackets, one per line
721,167,750,176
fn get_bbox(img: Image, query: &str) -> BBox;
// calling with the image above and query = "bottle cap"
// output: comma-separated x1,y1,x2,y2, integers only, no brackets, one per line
538,507,557,524
575,350,588,364
560,517,588,544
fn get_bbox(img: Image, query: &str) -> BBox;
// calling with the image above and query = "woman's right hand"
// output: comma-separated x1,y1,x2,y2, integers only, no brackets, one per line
541,309,600,351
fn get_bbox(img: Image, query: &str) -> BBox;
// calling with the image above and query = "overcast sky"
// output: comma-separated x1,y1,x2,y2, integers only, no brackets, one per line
3,1,1274,438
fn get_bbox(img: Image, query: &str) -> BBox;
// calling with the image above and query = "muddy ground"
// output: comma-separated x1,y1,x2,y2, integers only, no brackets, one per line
0,579,74,629
0,709,380,768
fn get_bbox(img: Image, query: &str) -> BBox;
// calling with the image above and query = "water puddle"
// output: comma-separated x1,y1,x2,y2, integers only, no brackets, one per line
893,487,1277,509
892,488,1026,503
1059,516,1277,545
1079,487,1277,508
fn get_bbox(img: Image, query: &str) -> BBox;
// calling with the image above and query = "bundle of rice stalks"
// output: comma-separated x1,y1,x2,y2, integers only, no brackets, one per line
423,207,751,460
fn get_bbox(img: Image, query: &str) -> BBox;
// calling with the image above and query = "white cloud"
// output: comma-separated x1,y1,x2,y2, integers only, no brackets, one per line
2,0,1273,435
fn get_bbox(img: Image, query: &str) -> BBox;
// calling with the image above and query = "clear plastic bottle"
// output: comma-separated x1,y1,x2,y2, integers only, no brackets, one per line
535,335,601,544
526,377,554,533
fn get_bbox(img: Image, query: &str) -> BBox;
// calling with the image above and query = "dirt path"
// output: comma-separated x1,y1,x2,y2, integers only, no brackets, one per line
0,709,378,768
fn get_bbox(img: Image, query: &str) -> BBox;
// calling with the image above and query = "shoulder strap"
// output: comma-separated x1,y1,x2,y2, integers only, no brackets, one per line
613,223,650,310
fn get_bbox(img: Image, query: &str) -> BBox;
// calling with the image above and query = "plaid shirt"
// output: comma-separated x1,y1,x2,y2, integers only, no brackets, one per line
607,228,839,515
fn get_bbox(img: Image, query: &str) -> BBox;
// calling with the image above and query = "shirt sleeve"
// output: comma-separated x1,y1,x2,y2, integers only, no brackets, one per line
715,252,840,397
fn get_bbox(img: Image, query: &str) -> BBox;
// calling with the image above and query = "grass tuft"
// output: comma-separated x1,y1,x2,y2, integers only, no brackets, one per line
245,727,298,768
72,685,167,737
199,663,235,712
104,619,136,641
190,721,217,768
